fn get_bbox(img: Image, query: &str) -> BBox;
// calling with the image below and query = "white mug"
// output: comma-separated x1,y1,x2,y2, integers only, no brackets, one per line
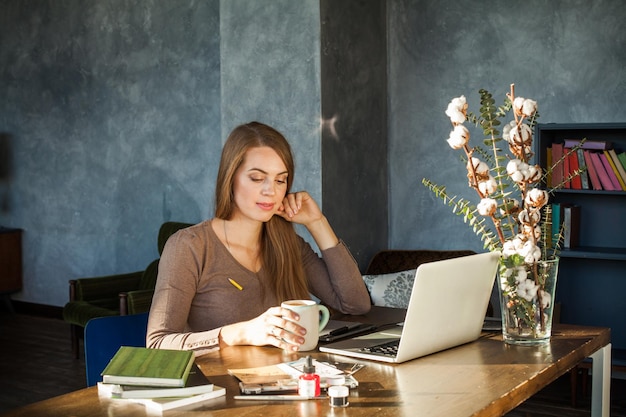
281,300,330,351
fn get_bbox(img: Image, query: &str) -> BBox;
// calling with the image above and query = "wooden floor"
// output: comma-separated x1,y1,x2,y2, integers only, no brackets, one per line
0,310,625,416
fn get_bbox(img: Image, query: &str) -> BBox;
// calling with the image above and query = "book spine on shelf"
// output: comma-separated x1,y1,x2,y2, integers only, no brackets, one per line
551,143,564,187
583,150,603,190
589,152,617,191
563,148,571,188
546,147,553,187
551,203,561,243
563,139,612,150
562,205,580,249
599,152,623,190
575,148,589,189
568,151,582,189
617,152,626,173
606,149,626,190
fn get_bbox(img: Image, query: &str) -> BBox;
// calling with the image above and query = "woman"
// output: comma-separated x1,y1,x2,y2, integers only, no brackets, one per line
147,122,371,355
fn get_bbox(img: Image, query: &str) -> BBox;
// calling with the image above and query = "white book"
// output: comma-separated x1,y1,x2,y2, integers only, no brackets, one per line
133,385,226,413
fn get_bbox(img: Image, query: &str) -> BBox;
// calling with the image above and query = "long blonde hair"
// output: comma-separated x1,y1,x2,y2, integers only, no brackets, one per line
214,122,309,302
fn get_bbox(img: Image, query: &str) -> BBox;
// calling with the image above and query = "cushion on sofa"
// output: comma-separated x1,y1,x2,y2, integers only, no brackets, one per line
362,269,416,308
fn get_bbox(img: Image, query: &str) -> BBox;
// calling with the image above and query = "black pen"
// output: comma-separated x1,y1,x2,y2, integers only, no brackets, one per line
328,323,374,337
328,326,349,336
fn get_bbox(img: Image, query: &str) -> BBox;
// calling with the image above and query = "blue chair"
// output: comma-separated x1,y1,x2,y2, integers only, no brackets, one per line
84,312,149,387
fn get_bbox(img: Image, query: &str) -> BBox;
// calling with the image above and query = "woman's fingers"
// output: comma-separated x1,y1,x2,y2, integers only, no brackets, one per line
263,307,307,350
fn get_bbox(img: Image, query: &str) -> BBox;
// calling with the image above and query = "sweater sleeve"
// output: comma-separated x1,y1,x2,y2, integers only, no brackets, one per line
146,230,221,356
303,239,371,315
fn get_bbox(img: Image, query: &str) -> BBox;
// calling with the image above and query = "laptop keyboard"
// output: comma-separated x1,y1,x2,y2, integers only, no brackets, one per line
360,339,399,357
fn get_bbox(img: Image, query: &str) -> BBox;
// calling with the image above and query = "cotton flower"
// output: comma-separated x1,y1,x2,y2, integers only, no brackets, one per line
502,235,525,258
477,198,497,216
517,278,539,302
478,176,498,195
506,159,527,183
522,224,542,240
500,266,525,292
540,290,552,309
445,96,468,124
507,123,533,159
520,241,542,263
513,266,528,284
526,165,542,183
467,157,489,176
502,120,516,142
518,209,540,225
447,125,470,149
525,188,549,208
508,124,533,147
513,97,538,117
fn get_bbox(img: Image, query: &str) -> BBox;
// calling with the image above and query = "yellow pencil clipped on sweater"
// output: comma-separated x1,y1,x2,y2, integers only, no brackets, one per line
228,278,243,291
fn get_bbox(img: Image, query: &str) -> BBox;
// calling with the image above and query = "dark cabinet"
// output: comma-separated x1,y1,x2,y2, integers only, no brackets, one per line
0,227,22,294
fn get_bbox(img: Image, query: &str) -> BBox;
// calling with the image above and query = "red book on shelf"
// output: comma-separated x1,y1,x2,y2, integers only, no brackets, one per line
599,152,622,190
551,143,564,187
568,151,582,189
563,148,571,188
583,150,603,190
589,152,617,191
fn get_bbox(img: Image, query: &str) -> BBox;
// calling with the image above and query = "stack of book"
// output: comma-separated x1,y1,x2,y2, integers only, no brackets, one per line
547,139,626,191
97,346,225,413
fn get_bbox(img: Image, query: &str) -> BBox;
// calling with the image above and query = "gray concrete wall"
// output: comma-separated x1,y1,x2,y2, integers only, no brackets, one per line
0,1,221,306
388,0,626,252
220,0,323,243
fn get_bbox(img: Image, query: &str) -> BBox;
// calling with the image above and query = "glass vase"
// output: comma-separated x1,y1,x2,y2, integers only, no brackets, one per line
498,257,559,346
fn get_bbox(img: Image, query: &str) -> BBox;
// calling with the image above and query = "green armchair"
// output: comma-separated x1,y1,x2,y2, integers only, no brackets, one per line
63,221,192,358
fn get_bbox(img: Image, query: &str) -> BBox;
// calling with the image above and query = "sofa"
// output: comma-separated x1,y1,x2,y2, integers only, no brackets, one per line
361,249,493,316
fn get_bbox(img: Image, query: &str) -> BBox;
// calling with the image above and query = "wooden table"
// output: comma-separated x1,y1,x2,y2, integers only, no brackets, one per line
4,307,611,417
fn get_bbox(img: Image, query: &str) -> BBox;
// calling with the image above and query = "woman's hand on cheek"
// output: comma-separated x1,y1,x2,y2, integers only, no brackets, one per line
276,191,322,225
276,192,300,220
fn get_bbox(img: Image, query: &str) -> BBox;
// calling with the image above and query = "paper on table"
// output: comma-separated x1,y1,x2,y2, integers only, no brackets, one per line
227,364,293,384
228,358,363,385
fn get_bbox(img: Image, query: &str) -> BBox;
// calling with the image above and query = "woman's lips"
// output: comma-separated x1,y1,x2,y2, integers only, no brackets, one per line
257,202,275,211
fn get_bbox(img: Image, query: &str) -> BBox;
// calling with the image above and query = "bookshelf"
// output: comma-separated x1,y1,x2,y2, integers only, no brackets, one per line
535,123,626,351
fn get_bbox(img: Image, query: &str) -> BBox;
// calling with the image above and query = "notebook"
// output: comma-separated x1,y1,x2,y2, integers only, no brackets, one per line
320,251,500,363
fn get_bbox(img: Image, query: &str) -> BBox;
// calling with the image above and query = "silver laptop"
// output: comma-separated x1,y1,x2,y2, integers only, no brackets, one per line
320,251,500,363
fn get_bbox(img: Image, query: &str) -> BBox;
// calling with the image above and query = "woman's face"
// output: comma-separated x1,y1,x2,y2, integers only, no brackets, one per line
232,146,289,222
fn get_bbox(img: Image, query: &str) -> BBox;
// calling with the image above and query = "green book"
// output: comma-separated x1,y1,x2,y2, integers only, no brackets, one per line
99,363,214,399
618,152,626,172
101,346,194,387
551,203,561,243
